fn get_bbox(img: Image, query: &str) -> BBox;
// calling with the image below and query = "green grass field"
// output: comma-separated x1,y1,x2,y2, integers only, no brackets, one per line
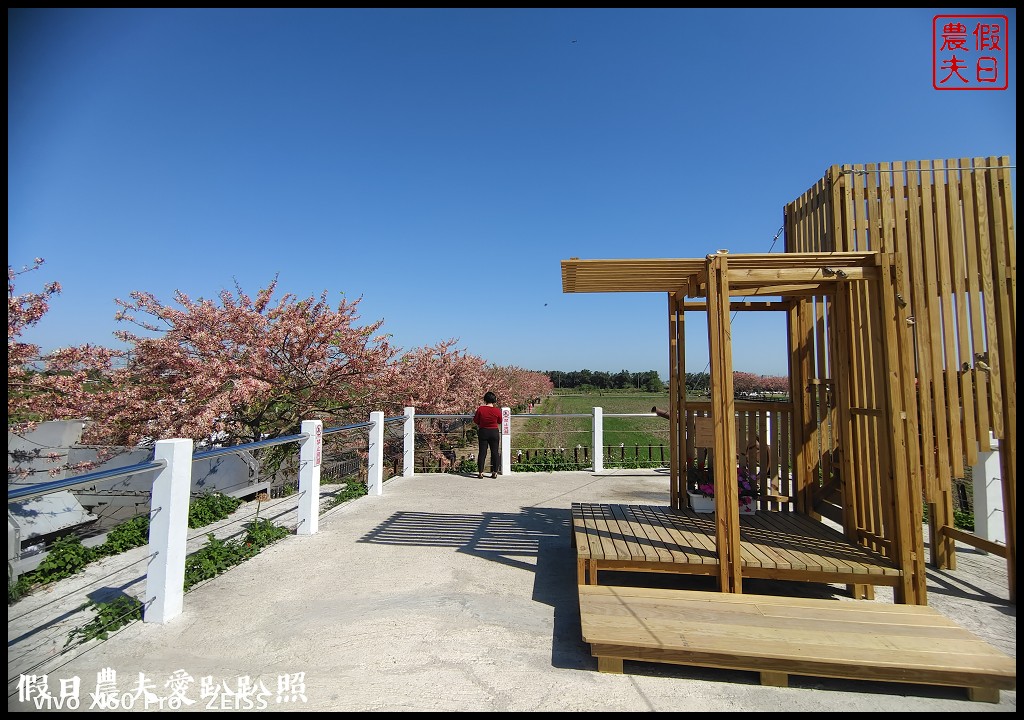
513,392,671,458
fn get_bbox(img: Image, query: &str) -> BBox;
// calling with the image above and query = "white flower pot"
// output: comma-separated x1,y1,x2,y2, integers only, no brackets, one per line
688,492,714,513
687,492,756,514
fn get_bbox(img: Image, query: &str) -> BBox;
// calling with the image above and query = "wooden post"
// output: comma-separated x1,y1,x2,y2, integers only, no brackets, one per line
707,252,742,594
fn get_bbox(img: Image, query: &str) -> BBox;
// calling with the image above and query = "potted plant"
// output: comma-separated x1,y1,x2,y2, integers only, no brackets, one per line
687,462,759,514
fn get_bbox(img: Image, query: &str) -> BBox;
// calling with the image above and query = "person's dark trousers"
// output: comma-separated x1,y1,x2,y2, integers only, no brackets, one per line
478,427,501,475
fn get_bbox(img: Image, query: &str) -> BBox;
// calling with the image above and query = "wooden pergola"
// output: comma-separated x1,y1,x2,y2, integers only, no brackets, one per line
561,156,1016,605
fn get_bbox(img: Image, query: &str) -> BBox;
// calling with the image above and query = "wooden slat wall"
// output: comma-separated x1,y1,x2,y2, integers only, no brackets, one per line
855,167,893,559
852,276,890,559
785,156,1016,600
814,296,833,510
959,160,991,451
878,248,925,603
668,292,686,509
787,180,815,517
986,158,1017,601
888,166,926,575
682,401,793,512
783,180,837,522
826,169,870,598
795,300,819,515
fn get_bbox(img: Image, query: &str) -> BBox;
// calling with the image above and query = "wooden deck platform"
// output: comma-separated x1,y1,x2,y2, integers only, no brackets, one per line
571,502,902,588
579,584,1017,702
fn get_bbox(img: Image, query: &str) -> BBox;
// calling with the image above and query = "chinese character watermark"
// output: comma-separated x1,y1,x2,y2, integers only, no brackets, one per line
933,15,1009,90
18,669,308,711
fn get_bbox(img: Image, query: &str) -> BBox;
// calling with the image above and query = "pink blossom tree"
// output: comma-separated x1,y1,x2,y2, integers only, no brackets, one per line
387,339,487,469
390,339,487,416
733,371,789,396
10,273,398,450
760,373,790,395
386,345,554,470
10,265,555,479
9,260,124,431
484,365,554,410
9,259,65,425
9,260,125,478
96,277,399,447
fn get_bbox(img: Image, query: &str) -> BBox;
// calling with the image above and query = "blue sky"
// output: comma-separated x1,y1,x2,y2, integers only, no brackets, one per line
8,8,1016,380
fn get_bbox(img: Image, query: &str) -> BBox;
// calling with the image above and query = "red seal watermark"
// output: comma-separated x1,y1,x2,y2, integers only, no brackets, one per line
933,14,1009,90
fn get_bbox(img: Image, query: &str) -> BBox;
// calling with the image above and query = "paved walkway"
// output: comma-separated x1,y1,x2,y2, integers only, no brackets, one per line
7,470,1016,712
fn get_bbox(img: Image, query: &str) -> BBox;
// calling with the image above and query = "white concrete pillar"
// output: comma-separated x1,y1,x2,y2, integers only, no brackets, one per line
592,407,604,473
145,438,193,624
972,432,1004,547
296,420,323,536
368,411,384,495
403,407,415,477
501,407,512,475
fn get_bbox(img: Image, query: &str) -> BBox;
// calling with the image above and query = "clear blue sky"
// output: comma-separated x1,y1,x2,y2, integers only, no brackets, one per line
9,8,1016,380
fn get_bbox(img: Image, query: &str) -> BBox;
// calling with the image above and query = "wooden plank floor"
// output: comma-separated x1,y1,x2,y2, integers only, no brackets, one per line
572,502,902,587
579,584,1016,702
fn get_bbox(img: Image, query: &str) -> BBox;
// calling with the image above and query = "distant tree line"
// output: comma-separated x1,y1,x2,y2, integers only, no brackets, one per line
546,370,664,392
546,369,789,397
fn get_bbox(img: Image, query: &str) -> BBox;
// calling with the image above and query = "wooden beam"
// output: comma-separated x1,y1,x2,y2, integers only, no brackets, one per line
560,253,880,294
727,284,829,297
730,267,878,283
682,300,791,312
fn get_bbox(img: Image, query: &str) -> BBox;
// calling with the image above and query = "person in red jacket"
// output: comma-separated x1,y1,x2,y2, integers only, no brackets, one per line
472,391,502,479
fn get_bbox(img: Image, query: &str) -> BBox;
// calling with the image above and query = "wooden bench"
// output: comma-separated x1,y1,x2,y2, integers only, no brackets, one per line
579,585,1016,702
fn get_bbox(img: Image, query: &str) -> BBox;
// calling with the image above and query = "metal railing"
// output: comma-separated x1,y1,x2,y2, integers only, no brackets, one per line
7,417,386,627
8,460,168,502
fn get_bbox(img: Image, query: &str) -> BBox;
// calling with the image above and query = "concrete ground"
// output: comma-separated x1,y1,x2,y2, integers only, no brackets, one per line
7,469,1016,712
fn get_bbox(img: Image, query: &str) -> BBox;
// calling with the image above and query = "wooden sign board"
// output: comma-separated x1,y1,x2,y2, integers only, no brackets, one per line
694,417,714,448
